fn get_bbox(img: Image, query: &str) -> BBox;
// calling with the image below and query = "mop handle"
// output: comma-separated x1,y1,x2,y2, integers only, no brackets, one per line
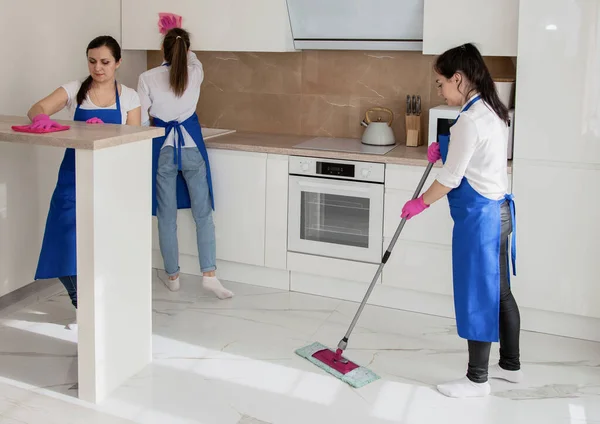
339,161,435,347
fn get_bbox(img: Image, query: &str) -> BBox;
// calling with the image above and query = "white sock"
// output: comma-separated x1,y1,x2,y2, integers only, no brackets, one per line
202,276,234,299
489,363,524,383
163,275,180,292
437,377,491,398
67,309,78,331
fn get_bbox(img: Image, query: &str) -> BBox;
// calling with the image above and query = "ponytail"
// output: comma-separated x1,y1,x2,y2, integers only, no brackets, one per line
76,35,122,105
434,43,509,124
76,76,94,105
163,28,191,97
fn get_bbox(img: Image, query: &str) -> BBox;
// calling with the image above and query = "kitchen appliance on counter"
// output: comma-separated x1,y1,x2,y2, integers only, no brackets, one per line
360,107,396,146
494,78,516,109
293,137,398,155
428,105,515,159
288,156,384,264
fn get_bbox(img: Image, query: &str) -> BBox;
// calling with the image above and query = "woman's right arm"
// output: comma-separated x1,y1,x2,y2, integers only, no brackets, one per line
422,116,478,206
187,50,204,85
27,87,69,121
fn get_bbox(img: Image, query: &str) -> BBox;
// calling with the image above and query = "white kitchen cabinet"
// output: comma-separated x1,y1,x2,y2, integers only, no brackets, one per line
265,154,288,270
382,238,453,296
384,165,452,246
382,163,513,292
513,0,600,165
121,0,295,51
382,164,452,292
209,149,267,267
511,163,600,319
423,0,519,56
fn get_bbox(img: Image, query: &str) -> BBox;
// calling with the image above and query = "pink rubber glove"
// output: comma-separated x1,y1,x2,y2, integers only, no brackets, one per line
427,142,441,163
30,114,61,131
401,195,429,220
158,12,183,34
86,117,104,124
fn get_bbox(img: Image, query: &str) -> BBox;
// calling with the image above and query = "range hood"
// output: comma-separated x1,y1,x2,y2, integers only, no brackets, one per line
285,0,424,51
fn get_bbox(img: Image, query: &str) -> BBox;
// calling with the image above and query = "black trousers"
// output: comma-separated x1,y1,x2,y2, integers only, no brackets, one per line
59,275,78,308
466,201,521,384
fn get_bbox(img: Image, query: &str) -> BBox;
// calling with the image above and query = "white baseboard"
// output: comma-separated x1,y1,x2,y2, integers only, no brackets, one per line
152,250,600,342
290,271,600,343
152,250,290,291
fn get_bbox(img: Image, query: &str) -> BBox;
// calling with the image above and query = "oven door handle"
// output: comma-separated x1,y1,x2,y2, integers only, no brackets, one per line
296,179,371,193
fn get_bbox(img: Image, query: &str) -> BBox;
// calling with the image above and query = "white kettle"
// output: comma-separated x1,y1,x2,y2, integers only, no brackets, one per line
360,107,396,146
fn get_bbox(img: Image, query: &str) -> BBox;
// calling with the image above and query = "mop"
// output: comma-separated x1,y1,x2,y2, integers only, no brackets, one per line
295,162,434,388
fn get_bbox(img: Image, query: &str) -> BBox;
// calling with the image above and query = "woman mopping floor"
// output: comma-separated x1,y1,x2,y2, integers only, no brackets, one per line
401,43,523,398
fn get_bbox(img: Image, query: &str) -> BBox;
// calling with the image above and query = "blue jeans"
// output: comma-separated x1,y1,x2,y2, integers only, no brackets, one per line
59,275,77,308
156,146,216,276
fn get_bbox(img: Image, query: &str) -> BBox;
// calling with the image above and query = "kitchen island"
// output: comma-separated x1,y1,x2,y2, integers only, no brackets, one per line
0,115,164,403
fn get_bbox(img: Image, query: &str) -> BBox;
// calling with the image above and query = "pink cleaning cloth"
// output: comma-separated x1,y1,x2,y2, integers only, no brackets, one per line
86,117,104,124
11,124,70,134
158,12,182,35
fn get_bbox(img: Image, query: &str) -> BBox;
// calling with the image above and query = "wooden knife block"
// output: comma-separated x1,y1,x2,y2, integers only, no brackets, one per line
405,114,422,147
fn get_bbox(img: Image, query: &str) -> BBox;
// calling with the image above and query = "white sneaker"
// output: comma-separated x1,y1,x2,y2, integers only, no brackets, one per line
163,275,180,292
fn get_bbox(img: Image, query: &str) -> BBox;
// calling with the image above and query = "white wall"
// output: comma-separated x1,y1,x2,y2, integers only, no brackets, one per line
0,0,147,297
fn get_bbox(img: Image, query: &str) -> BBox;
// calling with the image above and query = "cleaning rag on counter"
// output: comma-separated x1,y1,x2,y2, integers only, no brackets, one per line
11,123,70,134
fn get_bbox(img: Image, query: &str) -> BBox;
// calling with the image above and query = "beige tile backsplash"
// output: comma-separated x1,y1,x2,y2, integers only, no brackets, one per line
147,50,516,144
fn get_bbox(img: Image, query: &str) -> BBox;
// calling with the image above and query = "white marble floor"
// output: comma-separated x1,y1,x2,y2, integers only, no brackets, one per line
0,271,599,424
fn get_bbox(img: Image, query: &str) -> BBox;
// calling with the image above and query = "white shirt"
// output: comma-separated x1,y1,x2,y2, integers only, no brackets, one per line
436,95,509,200
137,51,204,149
61,80,140,123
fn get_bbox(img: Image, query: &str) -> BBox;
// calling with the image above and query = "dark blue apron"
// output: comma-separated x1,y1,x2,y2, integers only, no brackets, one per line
438,95,517,342
151,113,214,216
35,82,123,280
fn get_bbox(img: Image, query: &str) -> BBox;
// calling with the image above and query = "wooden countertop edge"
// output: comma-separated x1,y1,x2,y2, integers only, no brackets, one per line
0,115,164,150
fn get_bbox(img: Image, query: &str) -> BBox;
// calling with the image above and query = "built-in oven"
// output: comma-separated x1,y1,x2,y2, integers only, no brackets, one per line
288,156,385,264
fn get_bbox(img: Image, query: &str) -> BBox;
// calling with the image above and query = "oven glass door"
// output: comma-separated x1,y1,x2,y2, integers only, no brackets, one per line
288,175,383,263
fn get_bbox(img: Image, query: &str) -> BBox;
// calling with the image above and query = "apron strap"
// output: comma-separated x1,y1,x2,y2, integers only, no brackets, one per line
505,193,517,276
163,121,186,170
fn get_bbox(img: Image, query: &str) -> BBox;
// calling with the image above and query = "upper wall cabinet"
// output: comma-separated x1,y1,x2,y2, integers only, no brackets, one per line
422,0,519,56
121,0,295,52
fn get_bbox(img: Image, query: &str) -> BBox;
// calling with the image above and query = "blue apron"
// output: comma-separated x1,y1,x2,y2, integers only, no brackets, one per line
438,95,517,342
35,82,123,280
151,113,214,216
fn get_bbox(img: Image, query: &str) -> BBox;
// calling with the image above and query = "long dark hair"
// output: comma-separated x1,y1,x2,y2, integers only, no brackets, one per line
434,43,509,124
76,36,122,105
163,28,191,97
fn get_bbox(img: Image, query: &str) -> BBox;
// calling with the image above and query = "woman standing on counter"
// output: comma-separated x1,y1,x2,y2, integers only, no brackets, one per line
137,27,233,299
400,43,522,398
29,36,141,326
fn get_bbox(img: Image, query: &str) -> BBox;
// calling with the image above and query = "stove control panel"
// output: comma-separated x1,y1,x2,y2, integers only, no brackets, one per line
289,156,385,183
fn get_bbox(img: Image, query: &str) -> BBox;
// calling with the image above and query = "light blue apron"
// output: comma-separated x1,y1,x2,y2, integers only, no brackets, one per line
151,113,214,216
35,82,123,279
438,95,517,342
